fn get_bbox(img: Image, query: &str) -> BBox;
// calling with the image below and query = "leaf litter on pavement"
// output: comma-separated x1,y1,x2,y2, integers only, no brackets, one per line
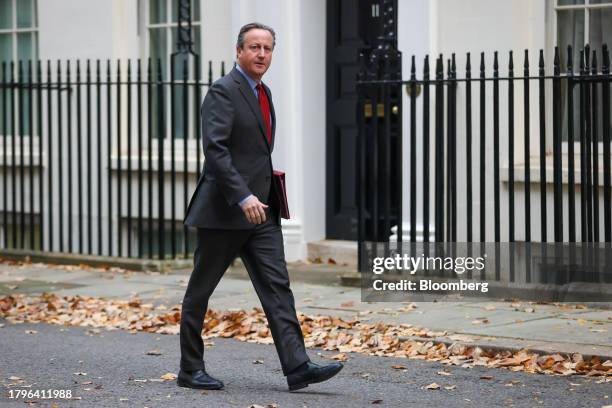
0,293,611,378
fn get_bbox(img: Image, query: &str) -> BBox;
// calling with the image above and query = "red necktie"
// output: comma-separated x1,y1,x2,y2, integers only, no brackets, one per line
256,83,271,145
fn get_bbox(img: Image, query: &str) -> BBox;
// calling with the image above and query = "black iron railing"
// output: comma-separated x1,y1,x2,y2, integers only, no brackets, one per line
357,44,612,267
0,58,226,260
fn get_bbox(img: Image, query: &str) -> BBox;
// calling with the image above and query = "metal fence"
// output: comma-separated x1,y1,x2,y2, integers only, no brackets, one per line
357,44,612,246
0,57,226,260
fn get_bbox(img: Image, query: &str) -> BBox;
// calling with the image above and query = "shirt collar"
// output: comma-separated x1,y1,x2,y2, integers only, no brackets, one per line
236,63,260,91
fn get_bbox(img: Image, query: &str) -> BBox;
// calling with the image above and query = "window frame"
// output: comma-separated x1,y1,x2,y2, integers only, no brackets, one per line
139,0,204,146
553,0,612,155
0,0,39,64
0,0,39,139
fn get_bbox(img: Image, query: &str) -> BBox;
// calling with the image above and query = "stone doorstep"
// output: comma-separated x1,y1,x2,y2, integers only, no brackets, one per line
307,239,357,267
0,249,192,273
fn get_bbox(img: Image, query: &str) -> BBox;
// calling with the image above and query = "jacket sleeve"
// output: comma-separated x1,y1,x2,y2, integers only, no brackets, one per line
201,83,252,206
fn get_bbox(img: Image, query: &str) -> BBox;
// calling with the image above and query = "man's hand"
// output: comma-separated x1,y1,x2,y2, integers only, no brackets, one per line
239,195,269,224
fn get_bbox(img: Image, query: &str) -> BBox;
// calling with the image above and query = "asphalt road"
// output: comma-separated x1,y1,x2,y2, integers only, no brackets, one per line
0,321,610,408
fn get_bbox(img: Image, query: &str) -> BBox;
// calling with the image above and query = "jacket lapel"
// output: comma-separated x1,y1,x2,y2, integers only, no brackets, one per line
231,68,270,150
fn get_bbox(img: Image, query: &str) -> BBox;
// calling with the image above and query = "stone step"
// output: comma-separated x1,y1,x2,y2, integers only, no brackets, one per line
306,239,357,267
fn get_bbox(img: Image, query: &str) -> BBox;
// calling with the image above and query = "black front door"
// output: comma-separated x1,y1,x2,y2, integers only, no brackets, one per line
325,0,365,240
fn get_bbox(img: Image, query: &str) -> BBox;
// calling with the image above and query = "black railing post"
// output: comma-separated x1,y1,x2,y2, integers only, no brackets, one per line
170,55,177,259
28,61,34,250
18,61,25,249
466,53,473,243
493,52,500,244
127,60,133,257
523,50,531,243
451,54,457,242
182,57,189,258
66,60,73,253
157,59,165,260
96,60,102,255
445,59,451,242
47,60,53,251
435,55,444,243
538,50,547,242
591,50,600,242
523,50,531,282
36,60,43,251
493,51,501,281
356,51,367,272
137,59,144,258
508,51,515,243
422,55,430,243
553,47,563,242
602,44,611,243
147,58,153,258
116,60,123,257
567,46,576,242
1,63,7,249
585,45,593,242
479,52,486,243
77,60,84,254
57,60,64,252
106,59,113,256
86,60,92,254
409,55,417,243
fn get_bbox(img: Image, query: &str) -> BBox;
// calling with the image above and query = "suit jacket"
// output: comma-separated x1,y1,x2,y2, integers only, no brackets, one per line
184,67,280,229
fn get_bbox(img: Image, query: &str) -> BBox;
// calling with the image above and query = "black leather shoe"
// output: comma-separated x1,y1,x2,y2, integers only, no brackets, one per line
177,369,224,390
287,361,343,391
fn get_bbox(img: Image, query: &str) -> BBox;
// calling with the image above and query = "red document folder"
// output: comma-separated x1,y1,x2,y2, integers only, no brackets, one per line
273,170,290,219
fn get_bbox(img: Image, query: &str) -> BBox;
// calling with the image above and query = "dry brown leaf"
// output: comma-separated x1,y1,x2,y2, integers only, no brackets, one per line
480,375,493,380
1,294,610,379
160,373,177,381
329,353,348,362
390,364,407,370
425,382,441,390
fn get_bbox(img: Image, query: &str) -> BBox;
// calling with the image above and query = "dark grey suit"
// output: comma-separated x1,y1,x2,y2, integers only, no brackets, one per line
180,68,309,375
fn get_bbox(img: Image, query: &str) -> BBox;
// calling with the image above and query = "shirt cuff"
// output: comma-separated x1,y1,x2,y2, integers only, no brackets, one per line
238,194,253,206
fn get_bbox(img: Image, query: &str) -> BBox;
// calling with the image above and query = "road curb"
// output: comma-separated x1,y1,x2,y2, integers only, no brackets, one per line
0,249,192,273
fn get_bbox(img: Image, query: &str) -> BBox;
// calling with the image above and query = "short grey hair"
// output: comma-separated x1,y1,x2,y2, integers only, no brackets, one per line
236,22,276,49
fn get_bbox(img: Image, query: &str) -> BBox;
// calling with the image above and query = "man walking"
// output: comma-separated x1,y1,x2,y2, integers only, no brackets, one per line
179,23,343,392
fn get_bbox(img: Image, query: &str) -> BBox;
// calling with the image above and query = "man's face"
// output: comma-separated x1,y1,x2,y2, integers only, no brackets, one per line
236,28,274,81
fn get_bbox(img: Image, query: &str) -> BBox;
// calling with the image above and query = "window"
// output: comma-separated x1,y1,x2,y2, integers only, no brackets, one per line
0,0,38,137
555,0,612,142
145,0,202,140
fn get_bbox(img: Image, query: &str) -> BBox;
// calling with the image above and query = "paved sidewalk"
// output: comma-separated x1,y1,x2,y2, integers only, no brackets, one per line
0,260,610,359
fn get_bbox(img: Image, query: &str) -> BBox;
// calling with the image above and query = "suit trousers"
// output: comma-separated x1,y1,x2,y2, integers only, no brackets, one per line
179,210,310,375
